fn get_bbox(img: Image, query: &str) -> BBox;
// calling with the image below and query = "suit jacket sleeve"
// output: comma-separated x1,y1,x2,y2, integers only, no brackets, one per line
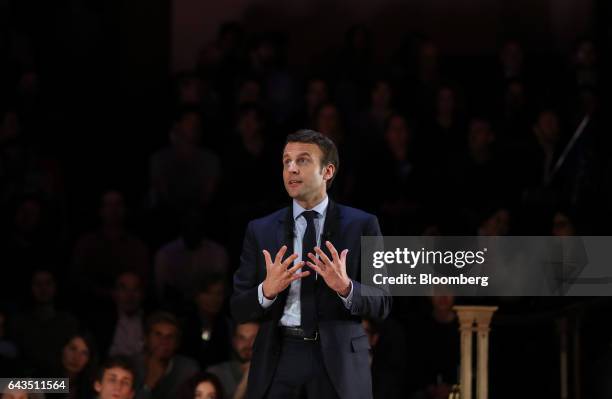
231,221,268,323
347,215,392,320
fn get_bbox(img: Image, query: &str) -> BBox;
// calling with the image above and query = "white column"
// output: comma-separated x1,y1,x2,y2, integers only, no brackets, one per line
475,308,497,399
454,306,498,399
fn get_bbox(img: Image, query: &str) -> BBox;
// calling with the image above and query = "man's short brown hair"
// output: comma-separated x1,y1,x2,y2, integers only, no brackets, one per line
285,129,339,188
145,311,181,337
95,355,136,384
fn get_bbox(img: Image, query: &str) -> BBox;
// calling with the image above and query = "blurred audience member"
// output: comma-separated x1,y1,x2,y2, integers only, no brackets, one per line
48,331,98,399
1,389,28,399
149,109,220,211
92,272,146,358
312,102,356,202
183,275,232,369
355,78,394,140
451,116,514,212
405,294,459,399
1,195,63,303
72,190,149,305
132,312,199,399
93,356,136,399
207,322,258,399
154,210,228,313
364,113,425,234
477,206,511,236
178,371,224,399
12,269,78,374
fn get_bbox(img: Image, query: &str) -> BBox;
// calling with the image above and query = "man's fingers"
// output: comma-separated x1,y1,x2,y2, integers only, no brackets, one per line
325,241,340,262
307,252,324,270
340,249,349,263
263,250,272,267
314,247,333,267
290,271,311,281
275,245,288,264
281,253,299,269
305,262,322,275
287,261,305,275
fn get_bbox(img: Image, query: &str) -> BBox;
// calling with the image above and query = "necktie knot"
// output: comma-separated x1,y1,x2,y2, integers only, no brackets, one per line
301,210,317,224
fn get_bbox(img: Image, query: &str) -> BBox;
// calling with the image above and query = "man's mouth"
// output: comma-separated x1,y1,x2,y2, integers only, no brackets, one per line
288,180,302,186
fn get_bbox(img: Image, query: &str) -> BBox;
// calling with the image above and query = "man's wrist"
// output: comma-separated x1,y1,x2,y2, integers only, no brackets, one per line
262,282,277,300
337,280,352,297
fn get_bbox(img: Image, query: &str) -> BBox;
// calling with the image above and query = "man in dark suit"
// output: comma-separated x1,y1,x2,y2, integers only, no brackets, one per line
231,129,392,399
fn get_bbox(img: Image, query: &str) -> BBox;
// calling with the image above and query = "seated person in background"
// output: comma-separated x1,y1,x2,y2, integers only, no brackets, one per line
92,271,146,357
1,389,28,399
132,311,199,399
207,322,258,399
94,356,136,399
182,274,232,369
405,292,460,399
72,190,149,307
178,371,224,399
154,210,228,315
149,108,220,211
12,269,78,374
46,331,98,399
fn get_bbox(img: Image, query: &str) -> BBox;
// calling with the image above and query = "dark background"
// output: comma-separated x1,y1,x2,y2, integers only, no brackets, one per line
1,0,612,398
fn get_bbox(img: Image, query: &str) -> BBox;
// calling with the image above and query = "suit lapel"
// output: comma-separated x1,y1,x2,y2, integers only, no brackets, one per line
321,199,341,257
276,205,294,255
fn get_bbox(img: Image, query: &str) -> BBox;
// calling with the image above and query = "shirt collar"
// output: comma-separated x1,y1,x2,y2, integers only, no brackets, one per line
292,196,328,220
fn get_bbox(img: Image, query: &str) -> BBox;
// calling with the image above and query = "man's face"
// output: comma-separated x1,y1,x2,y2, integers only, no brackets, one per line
146,322,179,360
173,112,201,145
100,191,126,226
15,199,41,233
62,337,90,374
238,110,261,139
94,367,135,399
535,111,560,143
282,142,332,205
1,389,28,399
385,116,409,150
306,80,328,110
371,81,391,108
32,271,56,304
468,120,493,152
431,294,455,312
316,105,339,137
233,323,259,362
112,273,143,315
195,282,225,316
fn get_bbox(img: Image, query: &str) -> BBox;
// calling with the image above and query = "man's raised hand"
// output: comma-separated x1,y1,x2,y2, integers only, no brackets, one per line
261,245,310,299
306,241,351,297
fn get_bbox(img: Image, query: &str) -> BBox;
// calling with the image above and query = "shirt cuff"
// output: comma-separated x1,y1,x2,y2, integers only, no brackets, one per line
258,283,276,308
338,280,354,309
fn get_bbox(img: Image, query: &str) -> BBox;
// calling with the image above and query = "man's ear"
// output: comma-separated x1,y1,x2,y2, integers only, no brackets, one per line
94,381,102,393
323,163,335,182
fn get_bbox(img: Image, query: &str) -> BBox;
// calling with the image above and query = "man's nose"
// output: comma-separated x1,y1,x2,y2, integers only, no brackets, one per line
287,161,299,173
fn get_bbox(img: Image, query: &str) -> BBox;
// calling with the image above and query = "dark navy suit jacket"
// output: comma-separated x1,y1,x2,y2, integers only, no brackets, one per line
231,199,392,399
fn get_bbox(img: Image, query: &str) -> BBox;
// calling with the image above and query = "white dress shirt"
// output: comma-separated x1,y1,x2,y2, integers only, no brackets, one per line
257,196,353,326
